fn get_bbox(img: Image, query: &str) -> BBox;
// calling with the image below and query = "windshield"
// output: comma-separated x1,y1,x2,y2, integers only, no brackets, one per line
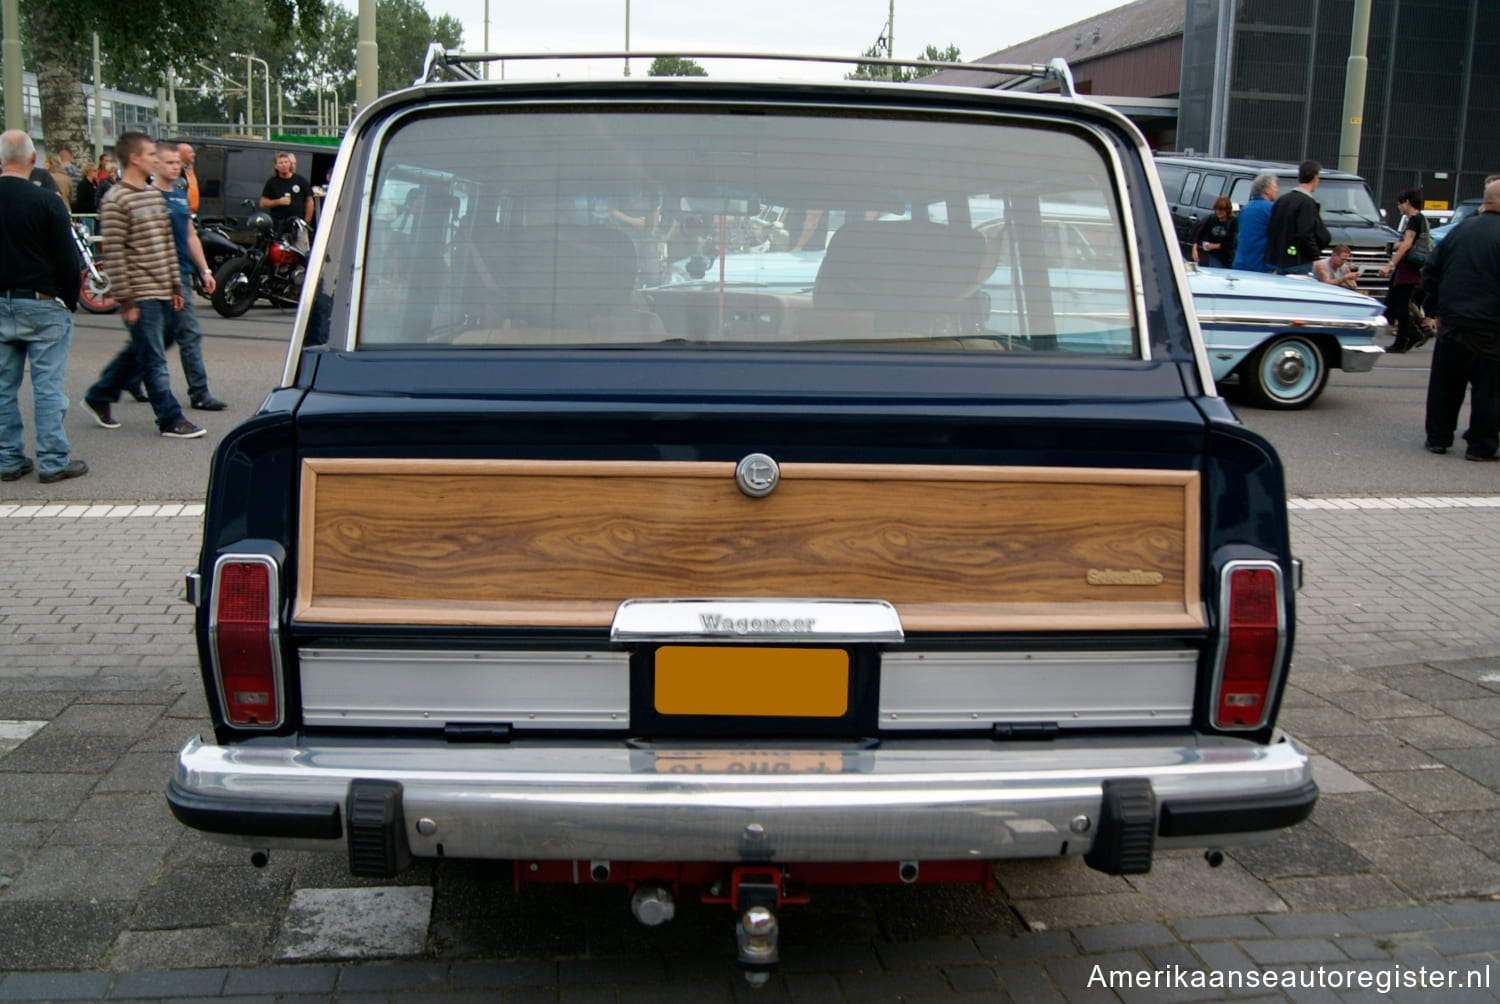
1447,201,1480,227
1311,179,1384,225
358,109,1137,355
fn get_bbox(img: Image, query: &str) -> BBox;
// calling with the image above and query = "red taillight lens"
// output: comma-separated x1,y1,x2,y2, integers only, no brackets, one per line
1214,566,1282,729
213,560,279,727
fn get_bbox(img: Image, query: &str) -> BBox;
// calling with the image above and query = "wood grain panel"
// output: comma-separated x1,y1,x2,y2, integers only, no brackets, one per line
295,459,1201,631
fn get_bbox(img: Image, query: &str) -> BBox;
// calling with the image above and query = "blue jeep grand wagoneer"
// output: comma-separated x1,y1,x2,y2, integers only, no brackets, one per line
170,50,1316,973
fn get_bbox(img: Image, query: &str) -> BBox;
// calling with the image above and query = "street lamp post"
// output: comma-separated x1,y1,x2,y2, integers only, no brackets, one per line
231,52,271,139
195,60,249,133
2,0,22,131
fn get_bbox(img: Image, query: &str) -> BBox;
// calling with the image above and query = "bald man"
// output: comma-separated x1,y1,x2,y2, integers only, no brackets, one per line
0,130,88,482
1419,176,1500,461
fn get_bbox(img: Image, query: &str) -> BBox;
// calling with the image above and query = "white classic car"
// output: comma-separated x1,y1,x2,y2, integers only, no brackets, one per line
653,229,1387,410
1186,265,1387,409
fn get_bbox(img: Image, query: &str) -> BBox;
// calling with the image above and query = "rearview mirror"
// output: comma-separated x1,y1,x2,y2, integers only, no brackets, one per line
680,196,759,215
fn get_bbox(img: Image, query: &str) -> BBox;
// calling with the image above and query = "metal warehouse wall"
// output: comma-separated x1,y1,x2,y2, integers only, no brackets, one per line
1179,0,1491,211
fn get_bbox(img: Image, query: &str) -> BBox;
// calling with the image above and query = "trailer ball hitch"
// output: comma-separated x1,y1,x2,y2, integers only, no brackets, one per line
736,904,779,986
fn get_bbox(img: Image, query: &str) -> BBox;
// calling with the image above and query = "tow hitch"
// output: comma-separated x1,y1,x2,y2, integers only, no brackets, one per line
517,859,991,986
719,868,785,985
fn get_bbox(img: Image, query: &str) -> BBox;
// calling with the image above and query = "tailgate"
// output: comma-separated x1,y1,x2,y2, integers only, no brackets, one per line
294,457,1201,633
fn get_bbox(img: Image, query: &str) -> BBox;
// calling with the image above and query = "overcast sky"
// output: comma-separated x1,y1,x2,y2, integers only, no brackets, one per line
424,0,1131,80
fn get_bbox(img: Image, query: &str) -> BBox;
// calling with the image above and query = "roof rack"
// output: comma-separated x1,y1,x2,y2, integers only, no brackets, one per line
414,45,1076,98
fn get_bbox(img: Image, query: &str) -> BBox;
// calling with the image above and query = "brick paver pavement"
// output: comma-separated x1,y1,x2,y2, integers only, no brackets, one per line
1,499,1499,1001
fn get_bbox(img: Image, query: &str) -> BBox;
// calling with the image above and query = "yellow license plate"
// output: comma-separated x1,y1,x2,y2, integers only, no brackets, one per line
652,750,842,774
654,647,849,717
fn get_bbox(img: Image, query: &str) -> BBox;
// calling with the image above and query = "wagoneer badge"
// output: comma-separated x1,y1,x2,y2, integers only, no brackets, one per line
1087,569,1165,586
736,453,780,498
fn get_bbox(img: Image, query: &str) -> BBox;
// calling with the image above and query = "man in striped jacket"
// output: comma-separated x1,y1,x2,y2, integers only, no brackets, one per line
82,132,205,439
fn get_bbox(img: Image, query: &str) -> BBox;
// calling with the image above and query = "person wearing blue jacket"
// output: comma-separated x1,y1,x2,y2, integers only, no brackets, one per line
1231,173,1278,273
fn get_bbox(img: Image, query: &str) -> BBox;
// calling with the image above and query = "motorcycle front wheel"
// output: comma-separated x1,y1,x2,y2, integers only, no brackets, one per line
211,257,259,318
78,269,118,314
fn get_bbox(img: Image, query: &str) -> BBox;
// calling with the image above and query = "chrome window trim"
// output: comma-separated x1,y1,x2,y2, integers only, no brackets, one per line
1137,149,1217,394
1209,559,1288,732
1086,123,1150,362
335,96,1150,361
611,598,905,645
281,123,367,388
299,649,630,729
208,552,285,731
879,649,1197,729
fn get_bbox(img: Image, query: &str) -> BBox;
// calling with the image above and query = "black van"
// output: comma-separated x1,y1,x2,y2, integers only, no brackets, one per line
1155,154,1400,296
178,135,340,227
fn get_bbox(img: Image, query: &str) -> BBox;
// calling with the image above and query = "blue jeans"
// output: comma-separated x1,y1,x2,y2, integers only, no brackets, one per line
0,296,74,474
87,299,185,430
172,269,209,399
161,269,210,399
118,271,209,400
1275,263,1315,276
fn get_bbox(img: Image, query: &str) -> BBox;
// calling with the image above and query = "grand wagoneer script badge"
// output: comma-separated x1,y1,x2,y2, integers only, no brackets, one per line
699,613,817,635
1087,569,1165,586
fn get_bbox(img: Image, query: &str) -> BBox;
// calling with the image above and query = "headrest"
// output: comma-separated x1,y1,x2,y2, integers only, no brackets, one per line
813,219,988,315
496,225,639,328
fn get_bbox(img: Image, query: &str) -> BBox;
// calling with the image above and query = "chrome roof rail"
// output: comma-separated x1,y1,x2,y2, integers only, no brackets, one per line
413,45,1073,97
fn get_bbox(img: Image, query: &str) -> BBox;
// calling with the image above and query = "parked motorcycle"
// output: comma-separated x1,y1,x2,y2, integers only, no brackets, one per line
210,213,310,318
197,221,247,282
73,222,117,314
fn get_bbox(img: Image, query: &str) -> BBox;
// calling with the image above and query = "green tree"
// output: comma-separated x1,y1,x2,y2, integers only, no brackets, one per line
648,56,707,77
18,0,458,155
374,0,463,94
846,44,909,83
845,42,960,83
20,0,324,157
911,43,961,80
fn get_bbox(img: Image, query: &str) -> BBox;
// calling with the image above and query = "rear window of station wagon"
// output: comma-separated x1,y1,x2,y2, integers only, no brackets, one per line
355,109,1140,355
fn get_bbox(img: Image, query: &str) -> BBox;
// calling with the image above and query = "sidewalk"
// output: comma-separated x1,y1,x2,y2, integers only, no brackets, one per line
2,498,1499,1001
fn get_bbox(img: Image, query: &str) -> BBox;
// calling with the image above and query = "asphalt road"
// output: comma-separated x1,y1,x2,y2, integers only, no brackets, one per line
3,309,1495,503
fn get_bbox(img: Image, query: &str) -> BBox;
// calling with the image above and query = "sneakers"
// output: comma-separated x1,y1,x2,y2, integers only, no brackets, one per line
83,399,120,429
1465,452,1498,463
161,419,207,439
1,458,87,482
190,395,228,411
1424,443,1448,455
38,460,89,483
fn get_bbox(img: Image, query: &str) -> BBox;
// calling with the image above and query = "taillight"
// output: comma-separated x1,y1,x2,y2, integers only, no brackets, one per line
1212,562,1285,730
211,556,281,728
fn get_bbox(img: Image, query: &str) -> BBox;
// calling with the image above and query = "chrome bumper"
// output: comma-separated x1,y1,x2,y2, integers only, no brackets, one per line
1339,342,1385,373
170,733,1315,863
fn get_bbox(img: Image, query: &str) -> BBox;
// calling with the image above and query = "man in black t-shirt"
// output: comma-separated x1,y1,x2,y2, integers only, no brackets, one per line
259,152,314,230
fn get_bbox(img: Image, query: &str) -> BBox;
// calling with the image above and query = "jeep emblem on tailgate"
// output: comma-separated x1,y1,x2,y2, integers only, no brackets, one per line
736,453,780,498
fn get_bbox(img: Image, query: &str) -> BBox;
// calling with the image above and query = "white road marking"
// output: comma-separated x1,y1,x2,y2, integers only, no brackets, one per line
0,720,48,753
0,503,206,519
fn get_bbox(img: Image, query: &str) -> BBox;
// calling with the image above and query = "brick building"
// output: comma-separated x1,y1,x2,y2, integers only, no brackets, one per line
928,0,1497,211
